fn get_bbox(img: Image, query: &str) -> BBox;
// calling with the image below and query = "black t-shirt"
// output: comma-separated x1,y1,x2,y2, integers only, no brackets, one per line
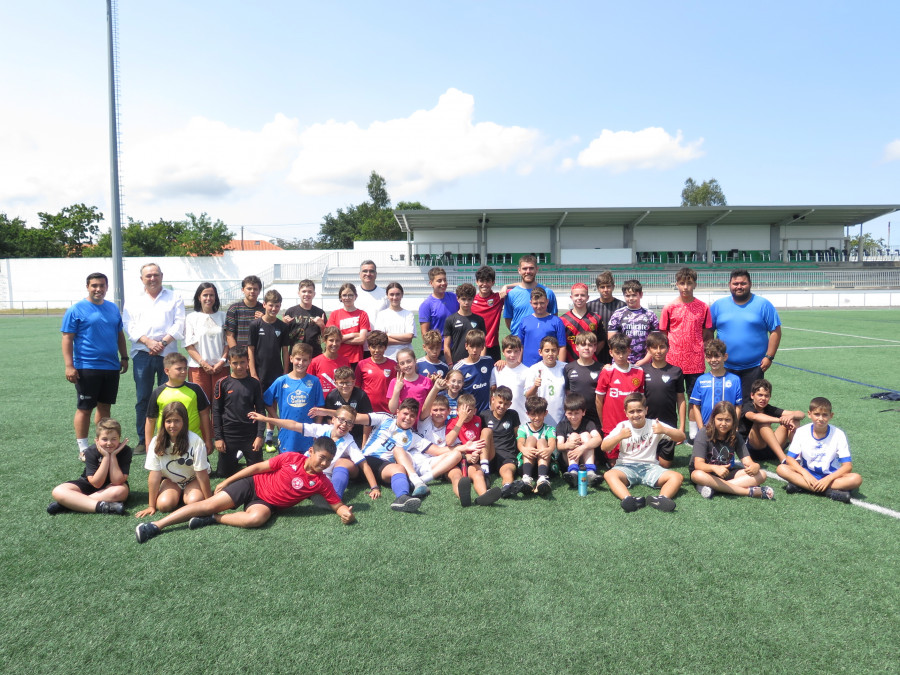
690,428,749,470
555,418,598,442
80,443,134,484
284,304,327,357
324,387,373,448
564,360,603,424
738,403,785,440
586,298,626,365
249,317,289,389
213,375,265,439
445,312,486,364
480,408,520,457
641,363,684,427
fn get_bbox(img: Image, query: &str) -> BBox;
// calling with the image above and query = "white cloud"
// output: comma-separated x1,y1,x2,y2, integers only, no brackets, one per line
571,127,704,172
286,88,540,197
883,139,900,162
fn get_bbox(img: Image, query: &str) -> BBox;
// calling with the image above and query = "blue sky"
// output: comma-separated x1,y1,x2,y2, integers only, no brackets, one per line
3,1,899,246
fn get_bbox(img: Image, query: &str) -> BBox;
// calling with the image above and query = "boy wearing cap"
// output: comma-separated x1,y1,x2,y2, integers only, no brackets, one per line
560,282,605,363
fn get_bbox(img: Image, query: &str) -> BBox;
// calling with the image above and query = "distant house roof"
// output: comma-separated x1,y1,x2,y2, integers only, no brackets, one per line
224,239,283,251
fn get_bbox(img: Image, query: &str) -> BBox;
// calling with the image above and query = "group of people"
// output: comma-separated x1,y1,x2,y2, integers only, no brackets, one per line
52,257,863,542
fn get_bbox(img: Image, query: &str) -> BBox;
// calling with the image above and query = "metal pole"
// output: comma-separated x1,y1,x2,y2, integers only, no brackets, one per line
107,0,125,310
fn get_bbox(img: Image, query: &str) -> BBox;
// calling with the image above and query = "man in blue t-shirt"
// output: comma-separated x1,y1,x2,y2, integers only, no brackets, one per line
503,255,558,336
61,272,129,461
711,269,781,402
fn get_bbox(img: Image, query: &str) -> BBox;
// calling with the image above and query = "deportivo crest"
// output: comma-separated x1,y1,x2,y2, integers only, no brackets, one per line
383,369,392,377
487,298,495,306
291,477,303,490
480,367,488,374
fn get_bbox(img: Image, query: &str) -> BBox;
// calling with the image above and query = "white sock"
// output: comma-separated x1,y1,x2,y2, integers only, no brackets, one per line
480,461,490,474
688,421,698,439
419,471,435,484
409,473,425,488
265,430,274,441
77,438,89,452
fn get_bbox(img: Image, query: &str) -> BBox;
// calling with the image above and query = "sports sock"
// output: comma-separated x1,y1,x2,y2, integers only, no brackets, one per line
265,429,274,442
567,463,579,472
390,473,410,498
688,421,698,439
585,463,596,471
408,472,426,488
480,461,490,474
521,462,534,478
537,464,549,478
331,466,350,498
419,471,435,484
77,438,89,452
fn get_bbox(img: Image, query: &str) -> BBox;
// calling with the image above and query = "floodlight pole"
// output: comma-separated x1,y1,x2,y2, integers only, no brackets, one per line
107,0,125,309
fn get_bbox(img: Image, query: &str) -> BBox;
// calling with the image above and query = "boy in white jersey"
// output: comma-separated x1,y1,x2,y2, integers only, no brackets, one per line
776,397,862,503
524,336,566,426
491,335,530,422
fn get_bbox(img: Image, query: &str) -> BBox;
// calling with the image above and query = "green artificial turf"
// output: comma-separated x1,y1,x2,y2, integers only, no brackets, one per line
1,310,898,674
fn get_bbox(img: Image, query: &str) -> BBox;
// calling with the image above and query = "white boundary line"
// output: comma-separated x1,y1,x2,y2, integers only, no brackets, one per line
780,345,900,351
766,473,900,520
782,326,900,344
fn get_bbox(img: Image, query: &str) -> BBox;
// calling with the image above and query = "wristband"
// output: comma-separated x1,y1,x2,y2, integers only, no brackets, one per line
368,486,380,492
764,354,774,361
120,356,129,361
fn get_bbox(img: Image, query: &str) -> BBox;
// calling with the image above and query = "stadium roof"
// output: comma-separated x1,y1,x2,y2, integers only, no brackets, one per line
393,205,900,233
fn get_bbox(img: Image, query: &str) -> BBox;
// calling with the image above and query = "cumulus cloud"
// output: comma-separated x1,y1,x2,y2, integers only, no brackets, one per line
571,127,704,172
883,139,900,162
286,88,540,197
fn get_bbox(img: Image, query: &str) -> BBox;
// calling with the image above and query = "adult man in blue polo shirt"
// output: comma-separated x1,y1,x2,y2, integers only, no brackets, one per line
503,254,558,336
711,269,781,402
61,272,129,461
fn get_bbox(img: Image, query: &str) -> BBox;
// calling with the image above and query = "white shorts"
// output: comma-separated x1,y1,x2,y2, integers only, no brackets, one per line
410,451,441,477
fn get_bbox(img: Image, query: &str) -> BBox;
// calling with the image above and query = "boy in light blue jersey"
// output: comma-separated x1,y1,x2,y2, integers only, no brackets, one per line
263,343,324,454
516,287,567,367
689,339,742,427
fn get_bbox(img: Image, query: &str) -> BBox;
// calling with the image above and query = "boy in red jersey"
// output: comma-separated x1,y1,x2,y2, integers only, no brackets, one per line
595,333,645,464
471,265,504,362
354,330,396,413
135,436,354,542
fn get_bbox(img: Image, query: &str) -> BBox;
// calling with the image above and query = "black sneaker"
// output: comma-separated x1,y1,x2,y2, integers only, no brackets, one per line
135,522,161,544
457,477,473,507
621,496,646,513
46,501,66,515
587,470,604,488
784,482,804,494
189,515,217,530
96,501,125,515
390,493,422,513
563,470,578,489
536,476,552,496
650,495,676,512
475,487,502,506
825,488,851,503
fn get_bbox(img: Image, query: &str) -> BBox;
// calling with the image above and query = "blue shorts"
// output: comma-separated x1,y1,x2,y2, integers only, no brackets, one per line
611,461,667,488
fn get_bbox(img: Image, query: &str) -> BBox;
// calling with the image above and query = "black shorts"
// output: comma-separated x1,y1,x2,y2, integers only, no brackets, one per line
365,455,395,479
747,444,780,462
74,369,120,410
65,477,129,495
485,345,501,362
223,476,276,511
490,447,518,472
683,373,701,400
656,439,676,462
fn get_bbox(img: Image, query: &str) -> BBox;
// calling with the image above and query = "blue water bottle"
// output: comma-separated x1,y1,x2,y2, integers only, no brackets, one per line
578,469,588,496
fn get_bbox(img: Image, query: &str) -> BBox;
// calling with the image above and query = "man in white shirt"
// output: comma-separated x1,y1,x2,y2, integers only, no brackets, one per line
355,260,388,358
122,262,185,453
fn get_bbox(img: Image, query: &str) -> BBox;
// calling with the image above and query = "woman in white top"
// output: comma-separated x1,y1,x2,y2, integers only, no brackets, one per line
374,282,416,360
184,283,227,404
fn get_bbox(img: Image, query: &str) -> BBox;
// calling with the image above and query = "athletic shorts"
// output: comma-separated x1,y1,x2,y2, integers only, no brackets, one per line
485,345,501,362
656,439,675,462
365,455,395,478
409,451,440,476
683,373,701,399
65,477,129,495
610,461,668,488
74,369,120,410
746,443,781,463
223,476,276,511
491,446,518,471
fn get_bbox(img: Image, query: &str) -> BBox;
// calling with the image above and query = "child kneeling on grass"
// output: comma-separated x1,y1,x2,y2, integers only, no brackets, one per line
690,401,774,500
776,396,862,503
601,393,685,512
48,418,132,515
135,436,354,542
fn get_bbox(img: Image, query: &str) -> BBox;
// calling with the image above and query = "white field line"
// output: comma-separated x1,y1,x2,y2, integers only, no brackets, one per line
782,326,900,344
766,472,900,520
779,345,900,351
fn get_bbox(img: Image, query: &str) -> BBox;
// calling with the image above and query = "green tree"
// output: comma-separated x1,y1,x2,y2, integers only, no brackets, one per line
178,213,233,256
37,203,103,257
849,233,885,255
86,218,186,257
681,178,727,207
271,236,323,250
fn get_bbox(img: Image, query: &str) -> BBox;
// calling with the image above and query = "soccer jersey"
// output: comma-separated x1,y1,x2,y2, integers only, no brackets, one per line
417,417,448,445
555,418,599,445
80,443,134,485
323,388,372,449
363,413,433,461
283,304,326,357
264,374,324,453
307,354,350,397
145,431,210,487
607,307,660,364
224,301,264,347
480,408,520,460
354,357,397,412
60,299,123,370
517,314,567,367
586,297,626,365
447,415,483,445
642,363,685,428
491,362,530,422
787,424,852,480
213,375,265,440
516,422,556,442
252,451,340,508
710,294,781,371
564,360,603,425
454,356,494,412
560,310,604,362
738,403,785,441
416,357,448,379
147,382,210,437
300,423,364,476
387,374,433,409
659,299,711,375
595,364,645,436
504,285,558,336
248,317,288,390
689,372,743,425
610,419,673,465
471,292,503,349
445,312,486,364
690,428,749,469
419,293,459,337
327,308,370,364
525,361,566,424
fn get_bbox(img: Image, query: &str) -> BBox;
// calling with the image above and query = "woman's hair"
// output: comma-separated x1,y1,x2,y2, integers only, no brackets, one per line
705,401,737,446
192,282,220,312
154,401,190,457
338,282,357,299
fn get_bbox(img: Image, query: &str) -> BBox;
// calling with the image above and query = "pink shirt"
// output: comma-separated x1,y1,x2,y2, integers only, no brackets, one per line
387,374,433,409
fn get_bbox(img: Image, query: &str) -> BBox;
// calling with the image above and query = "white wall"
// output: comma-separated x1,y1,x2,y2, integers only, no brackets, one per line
413,229,478,244
633,225,697,250
707,224,770,250
486,227,550,253
560,249,632,265
559,227,623,248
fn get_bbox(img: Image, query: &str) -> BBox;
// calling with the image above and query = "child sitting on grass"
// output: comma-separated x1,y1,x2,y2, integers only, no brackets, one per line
481,386,528,498
776,396,862,503
690,401,773,500
601,393,685,513
48,418,132,515
738,378,805,463
445,394,501,506
517,395,556,496
555,393,603,490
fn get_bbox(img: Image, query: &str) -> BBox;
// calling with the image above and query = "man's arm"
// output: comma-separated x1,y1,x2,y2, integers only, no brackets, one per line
761,326,782,372
61,333,78,382
117,330,129,373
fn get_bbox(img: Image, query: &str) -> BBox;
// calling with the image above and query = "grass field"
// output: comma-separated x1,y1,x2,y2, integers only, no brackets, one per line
2,310,899,674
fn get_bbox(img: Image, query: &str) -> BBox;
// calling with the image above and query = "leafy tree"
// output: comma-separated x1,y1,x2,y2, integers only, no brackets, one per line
270,236,323,250
849,233,885,255
681,178,727,207
37,203,103,257
178,213,233,256
86,218,185,257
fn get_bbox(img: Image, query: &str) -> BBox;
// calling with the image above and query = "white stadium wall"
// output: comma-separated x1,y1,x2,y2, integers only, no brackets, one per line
632,225,697,251
485,228,551,253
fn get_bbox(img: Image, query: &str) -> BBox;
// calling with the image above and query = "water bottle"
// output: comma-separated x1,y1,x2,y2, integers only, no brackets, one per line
578,469,588,496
